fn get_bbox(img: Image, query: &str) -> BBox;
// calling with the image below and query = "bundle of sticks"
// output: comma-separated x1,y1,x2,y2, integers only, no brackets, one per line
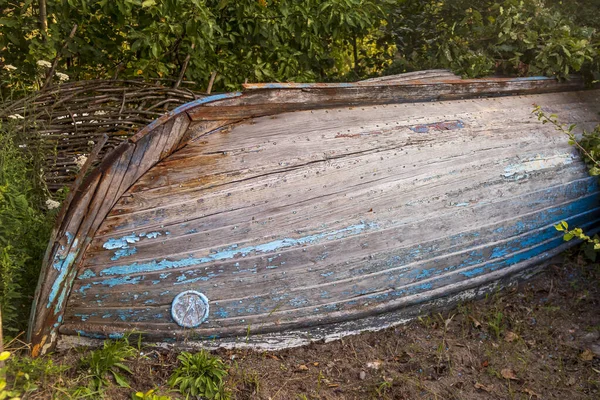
1,79,207,190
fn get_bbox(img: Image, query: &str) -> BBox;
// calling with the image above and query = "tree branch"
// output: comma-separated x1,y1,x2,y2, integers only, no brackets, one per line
42,24,78,91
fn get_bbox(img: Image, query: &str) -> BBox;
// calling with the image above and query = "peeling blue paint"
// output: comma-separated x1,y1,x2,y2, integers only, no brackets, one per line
109,333,124,339
78,284,91,295
103,234,139,250
173,275,216,285
111,247,137,261
96,276,143,288
78,269,96,279
47,240,78,308
100,222,377,277
503,153,575,180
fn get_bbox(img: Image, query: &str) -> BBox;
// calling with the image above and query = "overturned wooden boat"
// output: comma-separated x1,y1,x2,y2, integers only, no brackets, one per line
29,70,600,355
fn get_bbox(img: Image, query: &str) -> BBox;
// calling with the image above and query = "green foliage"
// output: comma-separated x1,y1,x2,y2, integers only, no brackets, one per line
168,350,229,400
79,337,138,391
536,106,600,261
578,125,600,175
0,0,392,93
487,311,504,340
385,0,599,79
132,388,172,400
2,351,68,398
0,118,56,337
555,221,600,262
0,351,20,400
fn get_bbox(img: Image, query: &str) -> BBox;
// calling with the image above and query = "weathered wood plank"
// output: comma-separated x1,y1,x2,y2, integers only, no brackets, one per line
60,212,600,339
356,69,460,84
192,77,585,121
30,99,201,355
94,91,598,241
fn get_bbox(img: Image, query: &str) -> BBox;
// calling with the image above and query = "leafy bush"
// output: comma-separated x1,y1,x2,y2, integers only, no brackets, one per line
385,0,599,79
168,351,229,400
0,118,56,337
0,0,391,93
555,221,600,261
0,351,20,400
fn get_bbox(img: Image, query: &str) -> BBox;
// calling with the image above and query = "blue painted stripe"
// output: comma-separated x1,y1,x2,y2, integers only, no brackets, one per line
97,222,377,278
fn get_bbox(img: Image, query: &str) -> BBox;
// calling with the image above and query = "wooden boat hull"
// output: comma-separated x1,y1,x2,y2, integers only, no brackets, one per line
29,74,600,355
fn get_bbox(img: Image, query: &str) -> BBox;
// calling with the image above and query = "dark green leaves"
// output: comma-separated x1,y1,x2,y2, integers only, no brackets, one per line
168,351,230,400
385,0,599,80
0,0,388,92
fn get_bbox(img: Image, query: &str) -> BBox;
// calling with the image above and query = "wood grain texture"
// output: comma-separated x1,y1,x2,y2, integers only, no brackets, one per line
62,89,600,345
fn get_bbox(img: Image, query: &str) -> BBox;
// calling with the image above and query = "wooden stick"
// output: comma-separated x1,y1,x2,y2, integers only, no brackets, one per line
39,0,48,40
173,43,195,89
207,71,217,94
42,24,78,91
0,306,4,370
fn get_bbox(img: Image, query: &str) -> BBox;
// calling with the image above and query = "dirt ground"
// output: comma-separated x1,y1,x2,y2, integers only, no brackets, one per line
17,251,600,399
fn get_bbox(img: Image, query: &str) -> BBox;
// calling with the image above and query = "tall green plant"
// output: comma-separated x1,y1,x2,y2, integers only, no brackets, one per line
0,119,55,337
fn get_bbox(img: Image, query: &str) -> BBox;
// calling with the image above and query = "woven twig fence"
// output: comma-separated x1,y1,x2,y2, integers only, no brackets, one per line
1,80,207,191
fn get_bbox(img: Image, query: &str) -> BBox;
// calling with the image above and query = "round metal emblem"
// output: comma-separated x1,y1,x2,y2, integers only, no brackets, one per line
171,290,210,328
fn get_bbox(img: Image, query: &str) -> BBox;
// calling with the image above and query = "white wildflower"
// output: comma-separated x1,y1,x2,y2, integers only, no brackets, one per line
56,72,69,82
36,60,52,68
87,140,95,146
2,64,17,71
93,110,107,116
8,114,24,119
45,199,61,210
74,154,88,169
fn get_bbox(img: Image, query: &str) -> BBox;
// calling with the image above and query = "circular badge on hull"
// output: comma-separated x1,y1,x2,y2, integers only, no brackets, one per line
171,290,210,328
